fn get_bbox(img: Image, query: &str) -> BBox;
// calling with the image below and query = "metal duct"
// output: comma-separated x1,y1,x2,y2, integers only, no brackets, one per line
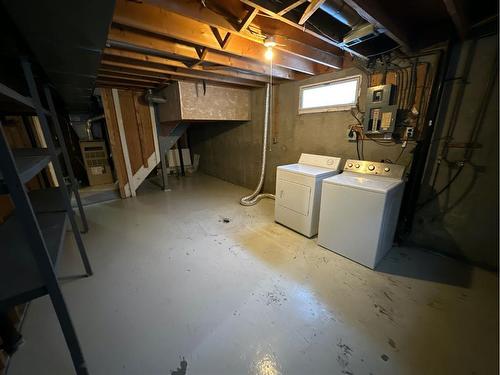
144,89,167,104
319,0,363,28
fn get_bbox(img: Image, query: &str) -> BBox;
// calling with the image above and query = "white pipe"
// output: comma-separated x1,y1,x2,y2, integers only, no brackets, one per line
240,83,275,206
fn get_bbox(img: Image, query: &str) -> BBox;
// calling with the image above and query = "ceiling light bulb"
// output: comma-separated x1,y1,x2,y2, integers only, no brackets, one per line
265,47,273,60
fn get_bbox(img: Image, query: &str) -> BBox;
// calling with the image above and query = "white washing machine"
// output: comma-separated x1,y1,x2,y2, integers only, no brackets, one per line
318,159,405,269
275,153,342,237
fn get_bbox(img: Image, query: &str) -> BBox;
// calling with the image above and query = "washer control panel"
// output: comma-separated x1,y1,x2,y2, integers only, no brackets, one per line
344,159,405,179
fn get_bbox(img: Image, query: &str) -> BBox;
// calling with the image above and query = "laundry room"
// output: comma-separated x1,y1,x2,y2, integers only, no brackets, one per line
0,0,498,374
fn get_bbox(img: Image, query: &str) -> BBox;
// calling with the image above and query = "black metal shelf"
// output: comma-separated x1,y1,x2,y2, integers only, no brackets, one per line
28,186,71,213
0,148,64,194
0,212,67,308
0,82,51,117
0,59,91,374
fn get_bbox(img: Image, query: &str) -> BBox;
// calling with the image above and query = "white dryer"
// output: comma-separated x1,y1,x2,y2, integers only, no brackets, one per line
275,153,342,237
318,159,405,269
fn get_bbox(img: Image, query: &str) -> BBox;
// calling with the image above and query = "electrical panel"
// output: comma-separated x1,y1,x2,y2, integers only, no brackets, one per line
363,84,398,136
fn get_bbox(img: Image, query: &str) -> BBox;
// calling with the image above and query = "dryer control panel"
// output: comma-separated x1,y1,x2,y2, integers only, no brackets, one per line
343,159,405,179
298,153,342,170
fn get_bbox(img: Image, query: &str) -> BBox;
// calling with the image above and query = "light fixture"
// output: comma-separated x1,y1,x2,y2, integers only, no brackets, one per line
264,36,277,48
265,47,273,60
264,36,276,60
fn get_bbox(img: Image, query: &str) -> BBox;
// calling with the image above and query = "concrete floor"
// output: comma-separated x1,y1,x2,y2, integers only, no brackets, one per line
9,173,499,375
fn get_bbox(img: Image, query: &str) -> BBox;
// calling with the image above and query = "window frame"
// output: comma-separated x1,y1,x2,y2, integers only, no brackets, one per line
298,75,362,114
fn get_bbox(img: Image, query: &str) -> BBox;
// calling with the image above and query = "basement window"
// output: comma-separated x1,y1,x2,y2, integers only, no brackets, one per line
298,75,361,114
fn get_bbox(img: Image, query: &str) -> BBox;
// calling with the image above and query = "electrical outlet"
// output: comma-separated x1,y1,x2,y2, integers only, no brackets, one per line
405,127,415,139
346,128,357,142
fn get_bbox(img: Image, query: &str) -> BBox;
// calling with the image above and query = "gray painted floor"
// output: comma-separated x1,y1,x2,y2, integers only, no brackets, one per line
9,174,499,375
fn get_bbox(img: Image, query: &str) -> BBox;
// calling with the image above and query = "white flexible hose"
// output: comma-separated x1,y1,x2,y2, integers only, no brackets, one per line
240,82,275,206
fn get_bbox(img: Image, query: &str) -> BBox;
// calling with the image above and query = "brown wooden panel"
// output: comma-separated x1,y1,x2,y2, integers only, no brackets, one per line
118,89,144,174
133,91,155,166
101,88,128,198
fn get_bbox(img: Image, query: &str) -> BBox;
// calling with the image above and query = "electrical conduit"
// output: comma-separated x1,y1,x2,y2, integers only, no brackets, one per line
240,83,275,206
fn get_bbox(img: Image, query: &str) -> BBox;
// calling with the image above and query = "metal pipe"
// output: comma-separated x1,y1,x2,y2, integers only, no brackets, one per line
240,83,275,206
145,89,167,104
85,114,105,141
319,0,363,27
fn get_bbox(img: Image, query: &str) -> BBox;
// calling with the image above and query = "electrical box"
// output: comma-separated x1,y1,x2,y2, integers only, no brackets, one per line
363,84,398,136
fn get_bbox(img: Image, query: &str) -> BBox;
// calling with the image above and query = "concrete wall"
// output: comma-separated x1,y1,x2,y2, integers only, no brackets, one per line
410,35,498,269
189,36,498,269
190,67,416,193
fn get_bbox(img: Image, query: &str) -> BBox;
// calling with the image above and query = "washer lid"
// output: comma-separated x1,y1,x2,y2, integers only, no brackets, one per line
323,172,403,193
278,163,340,178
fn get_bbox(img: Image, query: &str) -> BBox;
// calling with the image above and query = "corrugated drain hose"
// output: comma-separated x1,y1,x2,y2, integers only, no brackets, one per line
240,83,275,206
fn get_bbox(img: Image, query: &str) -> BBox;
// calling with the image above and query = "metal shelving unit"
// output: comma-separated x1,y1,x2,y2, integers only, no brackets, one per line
0,59,92,375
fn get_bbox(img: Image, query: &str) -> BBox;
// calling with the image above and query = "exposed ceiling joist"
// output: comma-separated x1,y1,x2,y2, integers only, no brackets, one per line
277,0,307,16
101,52,266,87
112,0,332,74
107,27,299,79
239,0,365,59
299,0,326,25
133,0,343,69
98,72,162,84
239,7,259,31
102,48,272,83
342,0,411,49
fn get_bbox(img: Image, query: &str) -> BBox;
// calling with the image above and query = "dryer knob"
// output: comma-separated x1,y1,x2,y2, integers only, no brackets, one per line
355,163,360,168
384,167,390,172
347,163,353,168
368,165,375,171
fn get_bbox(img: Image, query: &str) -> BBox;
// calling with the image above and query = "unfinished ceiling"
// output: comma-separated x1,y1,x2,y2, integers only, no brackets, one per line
96,0,467,90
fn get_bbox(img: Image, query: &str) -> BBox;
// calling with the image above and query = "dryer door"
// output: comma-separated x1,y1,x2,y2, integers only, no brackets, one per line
276,179,311,216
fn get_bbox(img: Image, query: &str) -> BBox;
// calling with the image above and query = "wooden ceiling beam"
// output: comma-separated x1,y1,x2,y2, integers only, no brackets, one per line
107,27,298,80
299,0,326,25
342,0,411,49
114,0,339,71
96,78,154,89
97,72,164,84
240,0,365,59
100,65,168,79
239,8,259,31
102,49,272,83
277,0,307,16
101,52,265,87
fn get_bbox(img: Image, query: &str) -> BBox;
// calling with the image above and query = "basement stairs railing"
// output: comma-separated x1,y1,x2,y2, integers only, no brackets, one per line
0,59,92,374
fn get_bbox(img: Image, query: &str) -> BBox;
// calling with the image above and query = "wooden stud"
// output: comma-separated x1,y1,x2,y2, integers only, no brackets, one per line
299,0,326,25
239,8,259,32
112,89,136,197
277,0,307,16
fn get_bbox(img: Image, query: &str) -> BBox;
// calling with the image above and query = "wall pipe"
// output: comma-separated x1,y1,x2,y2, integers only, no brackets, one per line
240,83,275,206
